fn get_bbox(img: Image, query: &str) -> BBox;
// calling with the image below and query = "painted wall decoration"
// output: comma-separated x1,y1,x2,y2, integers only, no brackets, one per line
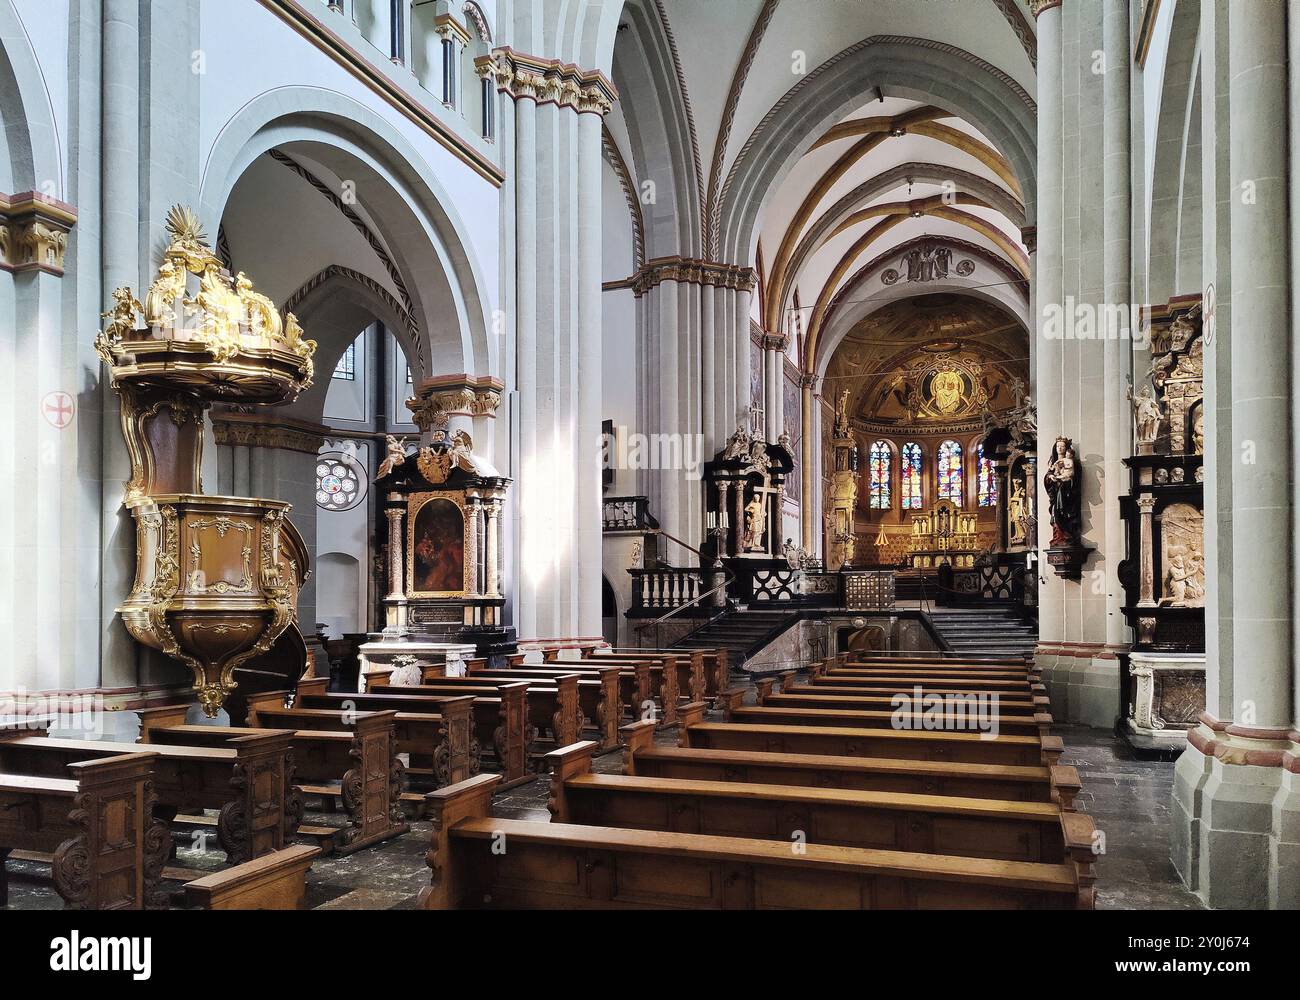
409,496,466,596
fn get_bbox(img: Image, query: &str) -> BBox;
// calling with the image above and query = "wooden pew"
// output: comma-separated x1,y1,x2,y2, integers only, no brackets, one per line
547,740,1092,865
246,690,477,789
809,663,1038,694
456,664,621,750
542,652,681,725
500,660,657,726
564,647,696,717
0,729,297,864
368,673,583,758
590,647,729,704
618,720,1082,810
0,751,168,909
139,706,408,855
769,676,1045,712
827,664,1033,681
841,653,1031,668
418,774,1093,909
757,677,1049,719
183,843,320,910
678,702,1063,768
572,649,705,708
788,670,1048,704
719,688,1053,740
293,677,531,787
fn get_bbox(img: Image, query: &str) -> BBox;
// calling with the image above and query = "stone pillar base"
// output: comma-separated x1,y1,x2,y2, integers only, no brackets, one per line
1037,645,1120,728
1171,725,1300,908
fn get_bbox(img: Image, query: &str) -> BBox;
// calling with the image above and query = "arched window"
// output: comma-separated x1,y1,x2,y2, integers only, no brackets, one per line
977,443,997,507
868,441,892,509
937,440,963,505
900,443,923,509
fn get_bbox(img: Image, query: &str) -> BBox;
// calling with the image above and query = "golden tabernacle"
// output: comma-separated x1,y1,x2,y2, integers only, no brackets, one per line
95,206,317,717
906,499,980,569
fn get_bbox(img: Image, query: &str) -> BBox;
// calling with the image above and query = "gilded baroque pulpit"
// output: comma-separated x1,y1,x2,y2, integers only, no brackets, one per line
95,207,317,717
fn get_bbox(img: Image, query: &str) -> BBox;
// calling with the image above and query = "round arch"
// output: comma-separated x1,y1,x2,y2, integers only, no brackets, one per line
198,86,496,380
0,4,62,196
717,35,1037,266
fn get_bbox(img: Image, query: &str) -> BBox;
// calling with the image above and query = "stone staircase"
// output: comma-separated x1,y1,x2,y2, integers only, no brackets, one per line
671,607,802,668
926,607,1038,658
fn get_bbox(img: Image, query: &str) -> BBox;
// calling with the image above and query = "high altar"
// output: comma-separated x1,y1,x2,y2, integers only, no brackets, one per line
95,207,316,718
1118,294,1205,750
905,499,980,569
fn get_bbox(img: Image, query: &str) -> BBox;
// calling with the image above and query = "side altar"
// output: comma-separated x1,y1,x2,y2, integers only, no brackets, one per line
367,410,514,673
1118,294,1206,750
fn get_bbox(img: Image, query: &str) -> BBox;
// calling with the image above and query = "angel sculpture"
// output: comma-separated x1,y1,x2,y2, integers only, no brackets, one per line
376,434,409,479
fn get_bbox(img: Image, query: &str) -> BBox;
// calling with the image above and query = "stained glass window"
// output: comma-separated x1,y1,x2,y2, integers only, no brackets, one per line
333,342,356,381
901,442,923,510
977,443,997,507
938,440,963,505
868,441,892,509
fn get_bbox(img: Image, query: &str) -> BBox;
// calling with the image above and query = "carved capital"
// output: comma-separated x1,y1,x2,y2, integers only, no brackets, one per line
0,191,76,276
1029,0,1063,17
211,411,330,454
484,47,617,116
406,372,504,430
631,256,757,297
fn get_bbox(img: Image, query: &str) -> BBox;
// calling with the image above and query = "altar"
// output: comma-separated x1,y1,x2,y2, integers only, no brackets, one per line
905,499,980,569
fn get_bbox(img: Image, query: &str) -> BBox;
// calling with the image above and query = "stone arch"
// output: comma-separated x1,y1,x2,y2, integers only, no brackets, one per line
610,0,702,258
1147,0,1201,302
0,4,61,196
198,86,496,381
717,36,1037,266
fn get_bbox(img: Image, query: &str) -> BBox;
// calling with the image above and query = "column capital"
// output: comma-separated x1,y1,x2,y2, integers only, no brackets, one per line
1020,225,1037,254
630,256,757,297
1029,0,1063,18
433,12,472,48
0,190,77,276
1136,493,1157,513
210,410,329,454
800,373,819,391
406,373,504,429
482,47,618,116
760,331,789,353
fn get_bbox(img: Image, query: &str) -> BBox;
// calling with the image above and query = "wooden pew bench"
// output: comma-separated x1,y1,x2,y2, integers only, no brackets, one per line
720,689,1053,740
757,677,1049,719
0,752,167,909
564,647,696,717
493,660,657,727
458,664,622,750
769,676,1045,712
618,720,1082,809
298,676,531,787
0,729,297,864
584,648,723,705
678,703,1063,768
547,741,1093,866
368,673,583,761
840,653,1031,668
139,708,407,855
809,664,1039,694
418,774,1092,909
247,691,477,790
183,844,320,910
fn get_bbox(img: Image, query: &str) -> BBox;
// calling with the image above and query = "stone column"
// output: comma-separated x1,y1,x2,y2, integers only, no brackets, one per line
100,0,142,692
485,500,501,598
1136,494,1156,606
1101,0,1133,649
464,501,481,598
701,283,717,454
735,287,754,430
1032,0,1066,663
1228,0,1291,733
799,374,817,551
489,49,614,642
385,505,405,602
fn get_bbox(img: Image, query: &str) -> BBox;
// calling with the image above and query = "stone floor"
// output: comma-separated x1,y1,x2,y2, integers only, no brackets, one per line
2,717,1203,911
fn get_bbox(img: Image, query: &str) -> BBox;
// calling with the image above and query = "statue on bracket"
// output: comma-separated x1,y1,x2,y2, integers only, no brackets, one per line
376,434,410,479
1127,378,1164,455
1043,435,1093,579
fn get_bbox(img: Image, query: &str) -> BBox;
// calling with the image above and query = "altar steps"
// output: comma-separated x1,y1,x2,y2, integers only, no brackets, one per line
670,608,801,669
927,608,1038,658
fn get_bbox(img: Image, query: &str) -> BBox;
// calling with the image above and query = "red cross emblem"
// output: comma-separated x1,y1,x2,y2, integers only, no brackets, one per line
42,391,75,429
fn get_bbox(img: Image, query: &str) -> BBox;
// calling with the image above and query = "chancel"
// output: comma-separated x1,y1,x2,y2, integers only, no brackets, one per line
0,0,1295,919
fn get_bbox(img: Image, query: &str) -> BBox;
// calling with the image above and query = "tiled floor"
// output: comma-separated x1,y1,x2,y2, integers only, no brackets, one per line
3,714,1203,911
